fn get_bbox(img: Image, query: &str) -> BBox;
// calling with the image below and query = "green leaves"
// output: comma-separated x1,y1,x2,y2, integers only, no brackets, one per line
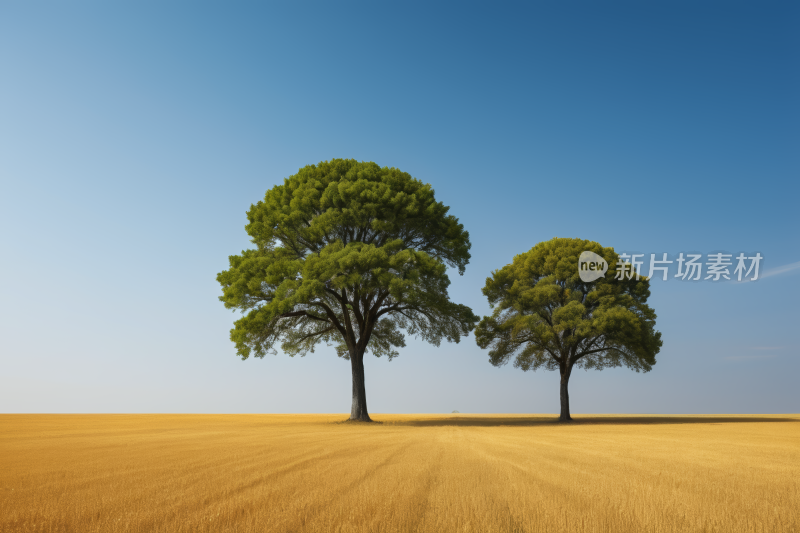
475,237,662,374
243,160,470,272
217,159,476,362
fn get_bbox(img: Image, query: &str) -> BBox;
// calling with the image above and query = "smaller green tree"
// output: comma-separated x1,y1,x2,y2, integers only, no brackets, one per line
475,238,662,421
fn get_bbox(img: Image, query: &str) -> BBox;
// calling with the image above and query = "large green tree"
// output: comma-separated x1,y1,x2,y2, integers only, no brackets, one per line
475,238,662,421
217,159,477,421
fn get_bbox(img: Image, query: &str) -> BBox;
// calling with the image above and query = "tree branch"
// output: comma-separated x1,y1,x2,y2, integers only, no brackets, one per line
279,310,328,322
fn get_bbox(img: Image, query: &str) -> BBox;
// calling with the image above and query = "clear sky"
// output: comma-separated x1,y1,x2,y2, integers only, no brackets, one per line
1,2,798,414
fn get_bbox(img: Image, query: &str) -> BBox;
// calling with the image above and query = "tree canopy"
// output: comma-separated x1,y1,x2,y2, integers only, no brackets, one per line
217,159,477,420
475,237,662,420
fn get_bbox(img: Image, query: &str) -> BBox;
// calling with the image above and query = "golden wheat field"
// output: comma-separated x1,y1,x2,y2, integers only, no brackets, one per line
1,414,798,533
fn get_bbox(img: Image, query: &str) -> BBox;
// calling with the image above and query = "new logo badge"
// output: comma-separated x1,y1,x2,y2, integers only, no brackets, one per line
578,251,608,282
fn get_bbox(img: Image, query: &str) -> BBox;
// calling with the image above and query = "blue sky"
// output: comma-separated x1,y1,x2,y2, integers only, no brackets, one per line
1,2,798,414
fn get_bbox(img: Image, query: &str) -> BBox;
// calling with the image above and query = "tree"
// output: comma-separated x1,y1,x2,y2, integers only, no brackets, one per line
474,238,662,421
217,159,477,421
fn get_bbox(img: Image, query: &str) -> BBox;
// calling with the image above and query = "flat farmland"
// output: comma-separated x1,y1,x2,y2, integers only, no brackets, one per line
1,414,798,533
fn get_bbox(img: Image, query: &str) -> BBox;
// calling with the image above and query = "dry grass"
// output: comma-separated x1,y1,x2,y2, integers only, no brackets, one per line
1,414,798,533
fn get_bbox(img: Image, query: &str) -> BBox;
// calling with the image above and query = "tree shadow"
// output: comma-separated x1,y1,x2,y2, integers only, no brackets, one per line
380,415,799,427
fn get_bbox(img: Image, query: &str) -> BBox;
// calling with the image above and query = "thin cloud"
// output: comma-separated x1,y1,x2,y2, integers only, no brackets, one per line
760,260,800,279
733,260,800,284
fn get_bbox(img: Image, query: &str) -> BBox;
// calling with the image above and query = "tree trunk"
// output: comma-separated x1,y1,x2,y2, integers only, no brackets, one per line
349,350,371,421
559,370,572,422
